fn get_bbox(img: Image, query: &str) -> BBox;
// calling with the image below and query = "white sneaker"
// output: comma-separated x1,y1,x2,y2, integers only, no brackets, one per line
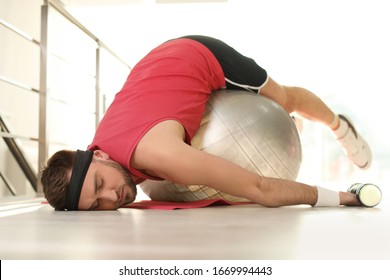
335,115,372,169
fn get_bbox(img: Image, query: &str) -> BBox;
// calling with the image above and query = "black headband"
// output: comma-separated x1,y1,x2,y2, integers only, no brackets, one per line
65,150,93,211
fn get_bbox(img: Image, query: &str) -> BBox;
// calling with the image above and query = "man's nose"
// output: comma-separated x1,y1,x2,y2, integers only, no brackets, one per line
99,189,118,202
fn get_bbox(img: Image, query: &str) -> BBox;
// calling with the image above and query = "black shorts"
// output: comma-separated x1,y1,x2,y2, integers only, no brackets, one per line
180,35,268,93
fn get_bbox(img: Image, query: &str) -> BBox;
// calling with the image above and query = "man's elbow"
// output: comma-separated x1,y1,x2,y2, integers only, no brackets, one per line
246,176,284,207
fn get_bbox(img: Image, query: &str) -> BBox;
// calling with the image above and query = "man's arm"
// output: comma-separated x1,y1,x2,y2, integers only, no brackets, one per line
131,120,357,207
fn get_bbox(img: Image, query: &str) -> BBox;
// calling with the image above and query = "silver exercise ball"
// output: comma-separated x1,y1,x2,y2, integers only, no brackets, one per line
140,90,302,202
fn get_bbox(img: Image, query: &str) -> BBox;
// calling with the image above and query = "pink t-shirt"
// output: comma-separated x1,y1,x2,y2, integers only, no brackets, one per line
88,38,226,180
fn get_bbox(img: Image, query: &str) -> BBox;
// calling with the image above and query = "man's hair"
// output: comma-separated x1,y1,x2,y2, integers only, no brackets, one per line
40,150,76,210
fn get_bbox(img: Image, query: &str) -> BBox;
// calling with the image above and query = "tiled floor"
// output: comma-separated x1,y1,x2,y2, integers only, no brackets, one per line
1,197,389,260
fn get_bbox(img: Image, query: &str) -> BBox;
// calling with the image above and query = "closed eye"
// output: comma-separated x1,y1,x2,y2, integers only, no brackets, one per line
89,174,104,210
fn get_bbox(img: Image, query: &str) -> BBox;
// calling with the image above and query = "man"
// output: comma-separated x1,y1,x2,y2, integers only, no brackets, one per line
41,35,371,211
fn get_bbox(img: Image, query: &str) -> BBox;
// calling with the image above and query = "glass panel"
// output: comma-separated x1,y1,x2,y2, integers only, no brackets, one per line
0,27,40,90
47,99,96,149
99,48,130,113
0,0,41,40
0,140,36,197
47,54,96,113
45,6,98,151
48,8,97,78
0,81,39,139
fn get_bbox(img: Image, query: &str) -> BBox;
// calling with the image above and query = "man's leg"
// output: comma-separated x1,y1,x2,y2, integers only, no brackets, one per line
260,77,372,169
182,35,371,169
260,77,335,125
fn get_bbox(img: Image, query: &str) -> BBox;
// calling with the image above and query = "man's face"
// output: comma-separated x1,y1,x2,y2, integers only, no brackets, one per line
77,151,137,210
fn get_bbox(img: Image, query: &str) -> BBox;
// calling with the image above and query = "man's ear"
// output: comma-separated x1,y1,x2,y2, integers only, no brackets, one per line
93,150,110,160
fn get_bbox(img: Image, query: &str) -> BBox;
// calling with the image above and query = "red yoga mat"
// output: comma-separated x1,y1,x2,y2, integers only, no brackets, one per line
123,199,253,210
42,199,253,210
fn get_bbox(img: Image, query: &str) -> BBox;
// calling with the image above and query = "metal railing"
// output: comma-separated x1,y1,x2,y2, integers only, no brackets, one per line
0,116,38,192
1,0,130,196
0,4,41,196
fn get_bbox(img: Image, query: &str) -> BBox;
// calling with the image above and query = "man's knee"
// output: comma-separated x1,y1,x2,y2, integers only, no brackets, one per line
260,78,294,113
282,86,298,113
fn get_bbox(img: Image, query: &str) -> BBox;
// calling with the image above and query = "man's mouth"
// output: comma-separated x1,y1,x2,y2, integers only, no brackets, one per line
121,187,125,204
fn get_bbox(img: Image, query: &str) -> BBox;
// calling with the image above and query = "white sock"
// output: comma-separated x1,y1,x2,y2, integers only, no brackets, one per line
332,117,348,139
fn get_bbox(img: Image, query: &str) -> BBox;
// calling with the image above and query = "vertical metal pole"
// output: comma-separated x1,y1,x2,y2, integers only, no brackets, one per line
37,3,49,194
95,45,101,129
